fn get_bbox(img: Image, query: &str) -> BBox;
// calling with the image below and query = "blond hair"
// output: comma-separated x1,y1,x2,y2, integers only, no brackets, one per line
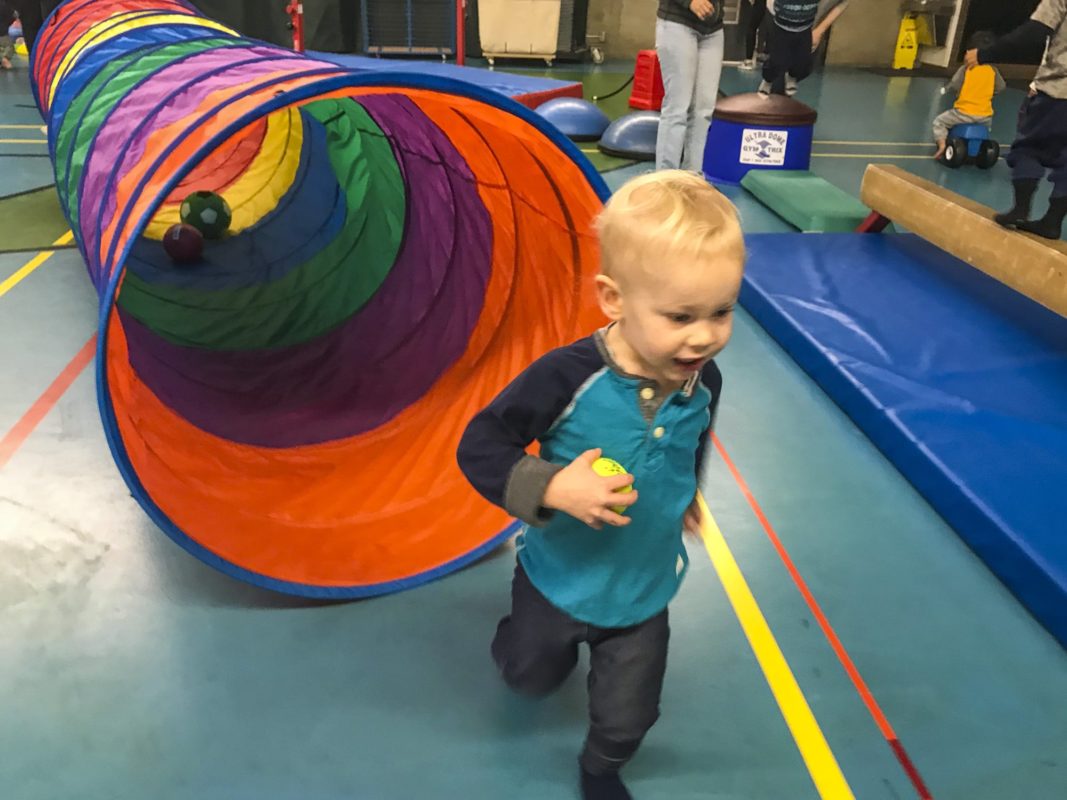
595,170,745,282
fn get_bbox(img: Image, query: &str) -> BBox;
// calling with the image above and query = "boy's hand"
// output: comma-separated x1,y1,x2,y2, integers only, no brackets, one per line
543,449,638,530
683,495,703,539
965,48,979,68
690,0,713,20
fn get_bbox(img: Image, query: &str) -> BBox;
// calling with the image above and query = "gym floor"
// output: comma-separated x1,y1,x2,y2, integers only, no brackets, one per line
2,54,1066,800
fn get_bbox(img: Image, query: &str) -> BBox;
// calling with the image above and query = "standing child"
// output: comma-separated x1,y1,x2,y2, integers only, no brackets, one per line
933,32,1006,161
6,1,57,56
759,0,849,97
970,0,1067,239
457,171,745,800
1,3,15,70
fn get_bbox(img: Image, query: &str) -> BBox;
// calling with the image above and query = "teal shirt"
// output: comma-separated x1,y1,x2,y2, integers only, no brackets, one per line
458,329,721,628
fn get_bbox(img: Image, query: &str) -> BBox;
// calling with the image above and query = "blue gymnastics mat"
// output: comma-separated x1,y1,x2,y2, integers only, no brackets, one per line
307,53,583,107
742,233,1067,647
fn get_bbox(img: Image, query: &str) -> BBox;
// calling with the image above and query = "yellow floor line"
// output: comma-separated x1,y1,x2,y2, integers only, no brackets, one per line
698,494,855,800
0,138,47,144
579,140,1005,156
0,124,45,130
814,140,932,147
0,231,75,300
811,153,931,160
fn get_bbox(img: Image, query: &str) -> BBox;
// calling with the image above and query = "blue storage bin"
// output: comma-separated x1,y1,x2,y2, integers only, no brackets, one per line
703,93,817,185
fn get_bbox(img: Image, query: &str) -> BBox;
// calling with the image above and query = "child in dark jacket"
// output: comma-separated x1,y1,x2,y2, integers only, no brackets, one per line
758,0,849,97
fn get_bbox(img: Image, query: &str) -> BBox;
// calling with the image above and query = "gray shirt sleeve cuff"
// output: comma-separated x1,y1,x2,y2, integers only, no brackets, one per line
1033,2,1066,31
503,455,563,527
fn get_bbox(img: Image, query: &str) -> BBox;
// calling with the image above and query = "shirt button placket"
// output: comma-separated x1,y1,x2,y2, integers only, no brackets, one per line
647,422,667,471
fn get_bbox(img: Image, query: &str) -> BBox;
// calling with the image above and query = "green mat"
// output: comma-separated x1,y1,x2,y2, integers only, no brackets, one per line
579,145,639,173
740,170,871,233
0,186,70,251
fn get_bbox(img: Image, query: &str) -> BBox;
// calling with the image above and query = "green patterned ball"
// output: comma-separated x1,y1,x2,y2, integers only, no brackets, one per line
179,191,232,239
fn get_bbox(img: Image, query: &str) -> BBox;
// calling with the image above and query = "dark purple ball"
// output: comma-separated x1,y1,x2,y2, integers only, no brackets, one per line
163,223,204,265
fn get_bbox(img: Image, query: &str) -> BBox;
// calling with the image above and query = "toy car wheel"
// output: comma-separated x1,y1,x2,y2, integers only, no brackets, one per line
976,139,1000,169
943,137,967,168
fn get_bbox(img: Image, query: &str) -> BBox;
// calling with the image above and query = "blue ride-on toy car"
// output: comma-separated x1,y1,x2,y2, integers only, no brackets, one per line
940,123,1000,169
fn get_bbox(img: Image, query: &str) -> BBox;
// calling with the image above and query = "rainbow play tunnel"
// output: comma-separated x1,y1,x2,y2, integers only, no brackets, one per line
35,0,607,596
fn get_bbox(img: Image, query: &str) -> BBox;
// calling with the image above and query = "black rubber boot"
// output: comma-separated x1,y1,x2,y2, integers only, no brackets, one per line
994,179,1039,228
1016,194,1067,239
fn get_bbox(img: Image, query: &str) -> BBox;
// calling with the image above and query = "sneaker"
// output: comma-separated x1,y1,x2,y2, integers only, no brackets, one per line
580,768,633,800
738,58,757,71
785,75,798,96
757,80,772,97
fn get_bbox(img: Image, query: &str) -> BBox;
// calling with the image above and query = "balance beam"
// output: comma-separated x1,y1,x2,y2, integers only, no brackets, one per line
860,164,1067,318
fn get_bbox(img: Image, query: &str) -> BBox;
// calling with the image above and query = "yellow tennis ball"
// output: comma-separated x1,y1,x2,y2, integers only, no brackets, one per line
591,457,633,515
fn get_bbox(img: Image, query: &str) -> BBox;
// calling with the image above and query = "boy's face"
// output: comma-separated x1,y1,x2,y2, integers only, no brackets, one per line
597,254,743,387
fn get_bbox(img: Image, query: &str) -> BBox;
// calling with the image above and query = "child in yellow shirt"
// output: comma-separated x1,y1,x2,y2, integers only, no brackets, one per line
933,32,1005,161
0,2,14,70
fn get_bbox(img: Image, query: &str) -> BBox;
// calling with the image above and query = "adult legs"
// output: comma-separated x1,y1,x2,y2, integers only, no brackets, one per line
998,93,1064,229
1010,94,1067,238
682,29,724,172
743,0,767,65
655,18,699,170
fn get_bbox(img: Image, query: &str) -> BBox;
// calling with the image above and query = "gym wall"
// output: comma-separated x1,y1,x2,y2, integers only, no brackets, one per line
187,0,359,52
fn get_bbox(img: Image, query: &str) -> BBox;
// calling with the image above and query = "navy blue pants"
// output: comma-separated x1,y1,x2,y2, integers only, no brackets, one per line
491,563,670,776
1007,92,1067,197
762,23,813,90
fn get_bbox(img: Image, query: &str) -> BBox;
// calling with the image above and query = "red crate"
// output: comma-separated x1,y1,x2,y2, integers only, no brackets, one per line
629,50,664,111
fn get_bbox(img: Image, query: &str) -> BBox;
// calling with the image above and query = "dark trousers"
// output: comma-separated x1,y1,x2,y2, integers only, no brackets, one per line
744,0,768,60
1008,91,1067,197
491,563,670,776
762,23,813,91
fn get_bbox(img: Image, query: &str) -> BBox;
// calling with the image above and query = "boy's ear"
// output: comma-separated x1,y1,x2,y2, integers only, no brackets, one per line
595,274,623,321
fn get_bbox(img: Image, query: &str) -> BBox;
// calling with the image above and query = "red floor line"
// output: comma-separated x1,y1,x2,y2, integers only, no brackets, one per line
711,432,935,800
0,334,96,470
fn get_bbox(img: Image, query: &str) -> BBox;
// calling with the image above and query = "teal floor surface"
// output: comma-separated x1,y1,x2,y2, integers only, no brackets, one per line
2,55,1066,800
